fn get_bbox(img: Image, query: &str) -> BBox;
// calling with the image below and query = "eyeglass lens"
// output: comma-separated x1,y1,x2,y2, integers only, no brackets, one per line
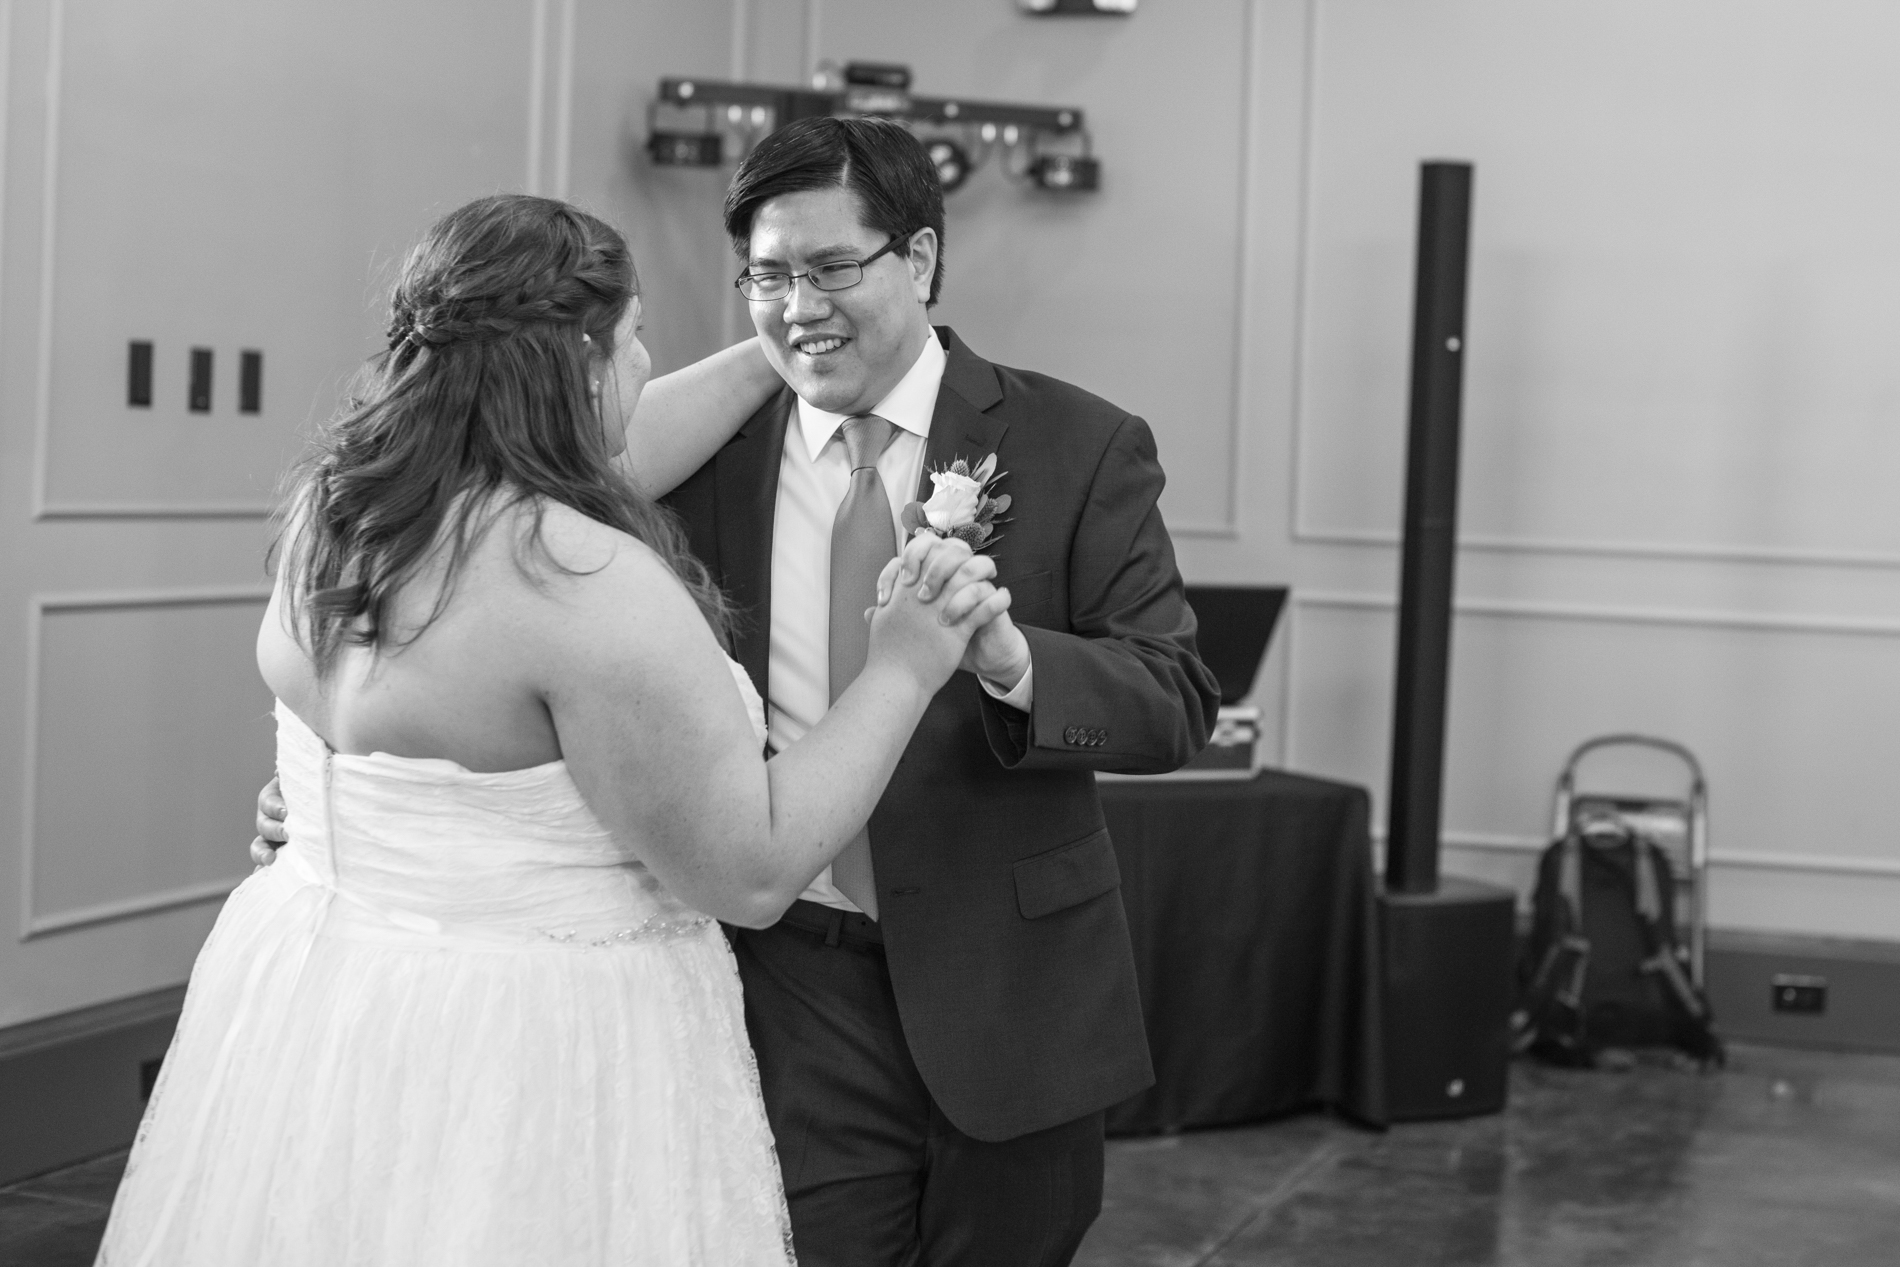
736,231,913,301
740,261,862,301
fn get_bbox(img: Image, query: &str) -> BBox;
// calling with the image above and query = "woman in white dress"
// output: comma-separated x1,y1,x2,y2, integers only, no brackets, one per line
94,194,1007,1266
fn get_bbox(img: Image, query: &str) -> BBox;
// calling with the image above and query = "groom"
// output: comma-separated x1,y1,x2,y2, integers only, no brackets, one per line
668,117,1219,1265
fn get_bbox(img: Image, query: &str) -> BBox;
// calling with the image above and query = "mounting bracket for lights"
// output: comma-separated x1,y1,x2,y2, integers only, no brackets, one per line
1019,0,1137,14
645,62,1099,194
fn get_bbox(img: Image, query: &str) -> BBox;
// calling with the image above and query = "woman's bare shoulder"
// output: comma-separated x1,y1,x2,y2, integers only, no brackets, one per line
489,498,709,652
505,499,679,595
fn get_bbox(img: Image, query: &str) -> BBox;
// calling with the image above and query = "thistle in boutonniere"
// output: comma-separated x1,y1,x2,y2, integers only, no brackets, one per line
901,452,1010,551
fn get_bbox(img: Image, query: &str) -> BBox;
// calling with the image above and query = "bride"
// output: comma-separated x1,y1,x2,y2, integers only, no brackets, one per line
94,194,1007,1265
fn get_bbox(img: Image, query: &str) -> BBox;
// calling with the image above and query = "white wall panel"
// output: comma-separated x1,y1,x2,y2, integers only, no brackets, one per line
24,594,273,936
32,0,549,517
1295,0,1900,561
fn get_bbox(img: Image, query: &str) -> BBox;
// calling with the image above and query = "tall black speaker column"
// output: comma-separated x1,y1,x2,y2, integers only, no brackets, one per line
1378,162,1517,1123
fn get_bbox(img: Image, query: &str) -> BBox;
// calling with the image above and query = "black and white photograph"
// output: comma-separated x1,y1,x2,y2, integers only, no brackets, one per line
1,2,1897,1264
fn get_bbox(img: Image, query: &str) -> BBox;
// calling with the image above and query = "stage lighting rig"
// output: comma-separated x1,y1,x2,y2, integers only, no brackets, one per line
925,138,974,193
647,62,1098,194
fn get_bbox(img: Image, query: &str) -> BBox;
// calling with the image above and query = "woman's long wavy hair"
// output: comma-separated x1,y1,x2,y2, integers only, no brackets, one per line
278,194,731,674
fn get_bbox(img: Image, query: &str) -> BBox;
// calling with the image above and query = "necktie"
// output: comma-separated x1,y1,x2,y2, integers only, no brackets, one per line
828,414,898,918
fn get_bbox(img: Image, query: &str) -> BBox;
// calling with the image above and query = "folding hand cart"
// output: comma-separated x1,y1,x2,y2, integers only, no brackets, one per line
1550,734,1711,987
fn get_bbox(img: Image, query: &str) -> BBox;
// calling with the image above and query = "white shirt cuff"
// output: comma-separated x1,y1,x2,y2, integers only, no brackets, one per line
980,660,1034,712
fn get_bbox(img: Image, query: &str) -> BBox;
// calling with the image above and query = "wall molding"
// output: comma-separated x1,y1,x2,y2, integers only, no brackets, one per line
26,875,246,939
24,1,275,523
525,0,547,194
0,982,184,1061
1164,0,1264,542
0,0,16,333
19,585,270,942
37,502,273,520
30,0,568,521
26,0,61,519
1283,3,1900,574
1294,589,1900,640
1283,588,1900,888
551,0,576,200
1296,525,1900,572
1428,829,1900,880
0,982,186,1185
523,0,575,198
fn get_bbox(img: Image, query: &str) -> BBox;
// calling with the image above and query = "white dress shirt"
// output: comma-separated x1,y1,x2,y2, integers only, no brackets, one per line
769,330,1031,911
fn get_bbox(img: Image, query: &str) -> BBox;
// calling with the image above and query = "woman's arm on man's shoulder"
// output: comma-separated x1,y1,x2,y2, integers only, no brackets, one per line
622,337,781,497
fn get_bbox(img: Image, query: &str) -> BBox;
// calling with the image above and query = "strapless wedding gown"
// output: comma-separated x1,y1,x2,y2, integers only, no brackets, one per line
96,660,793,1266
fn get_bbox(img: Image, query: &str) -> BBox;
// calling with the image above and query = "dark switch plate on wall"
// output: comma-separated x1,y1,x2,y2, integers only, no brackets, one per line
239,349,262,413
127,341,153,407
189,347,213,412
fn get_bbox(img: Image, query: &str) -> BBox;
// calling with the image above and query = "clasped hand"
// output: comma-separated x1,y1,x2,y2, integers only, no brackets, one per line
865,534,1026,691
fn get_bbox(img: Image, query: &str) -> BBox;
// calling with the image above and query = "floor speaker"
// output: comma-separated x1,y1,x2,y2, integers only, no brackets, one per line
1380,876,1517,1121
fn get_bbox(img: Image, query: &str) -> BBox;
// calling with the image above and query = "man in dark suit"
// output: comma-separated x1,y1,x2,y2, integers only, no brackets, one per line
664,116,1219,1266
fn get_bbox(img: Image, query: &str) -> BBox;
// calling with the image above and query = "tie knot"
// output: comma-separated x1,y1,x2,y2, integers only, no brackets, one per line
841,414,895,470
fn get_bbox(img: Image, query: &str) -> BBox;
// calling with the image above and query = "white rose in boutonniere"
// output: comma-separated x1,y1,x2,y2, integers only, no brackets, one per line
900,452,1010,550
921,470,982,531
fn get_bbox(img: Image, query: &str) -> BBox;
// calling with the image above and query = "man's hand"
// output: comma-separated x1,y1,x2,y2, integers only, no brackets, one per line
875,533,1030,693
250,777,287,867
961,609,1030,692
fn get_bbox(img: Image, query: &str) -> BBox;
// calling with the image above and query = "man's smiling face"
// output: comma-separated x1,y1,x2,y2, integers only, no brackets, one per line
743,184,935,416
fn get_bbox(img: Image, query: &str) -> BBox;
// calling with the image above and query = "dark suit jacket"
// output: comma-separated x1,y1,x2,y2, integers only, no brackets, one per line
665,327,1220,1142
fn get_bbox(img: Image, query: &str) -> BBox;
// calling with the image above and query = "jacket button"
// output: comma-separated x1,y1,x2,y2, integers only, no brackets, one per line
1064,726,1079,744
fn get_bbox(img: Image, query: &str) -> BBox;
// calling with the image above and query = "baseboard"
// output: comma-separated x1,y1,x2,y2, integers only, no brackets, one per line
1,931,1892,1187
0,985,184,1186
1705,931,1900,1055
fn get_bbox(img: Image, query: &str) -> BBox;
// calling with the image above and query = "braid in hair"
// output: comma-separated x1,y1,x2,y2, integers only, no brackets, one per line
278,194,732,673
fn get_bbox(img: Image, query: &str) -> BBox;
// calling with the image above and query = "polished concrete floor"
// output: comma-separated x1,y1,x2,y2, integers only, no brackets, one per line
4,1043,1896,1266
1076,1043,1900,1267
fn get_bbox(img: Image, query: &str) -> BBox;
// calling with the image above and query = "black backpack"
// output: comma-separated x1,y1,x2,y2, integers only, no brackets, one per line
1515,812,1724,1068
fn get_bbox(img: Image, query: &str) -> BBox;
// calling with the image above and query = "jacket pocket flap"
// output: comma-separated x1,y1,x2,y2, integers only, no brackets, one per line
1014,828,1120,920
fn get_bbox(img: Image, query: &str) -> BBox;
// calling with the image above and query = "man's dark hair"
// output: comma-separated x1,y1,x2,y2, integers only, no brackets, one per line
723,116,947,306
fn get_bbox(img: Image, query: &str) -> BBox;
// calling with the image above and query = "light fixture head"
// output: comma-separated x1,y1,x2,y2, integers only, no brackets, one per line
925,138,974,193
844,61,912,90
647,132,723,167
1029,153,1100,191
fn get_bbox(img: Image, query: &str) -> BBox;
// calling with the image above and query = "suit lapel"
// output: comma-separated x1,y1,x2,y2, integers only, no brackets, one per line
715,388,793,699
917,327,1008,503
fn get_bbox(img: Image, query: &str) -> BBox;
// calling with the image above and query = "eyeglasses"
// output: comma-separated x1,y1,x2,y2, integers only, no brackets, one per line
734,231,917,302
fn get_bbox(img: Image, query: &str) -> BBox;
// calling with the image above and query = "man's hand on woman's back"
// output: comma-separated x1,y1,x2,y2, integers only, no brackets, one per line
251,776,287,865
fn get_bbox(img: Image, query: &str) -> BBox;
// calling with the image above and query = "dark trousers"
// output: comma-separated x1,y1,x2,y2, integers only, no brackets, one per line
730,902,1105,1267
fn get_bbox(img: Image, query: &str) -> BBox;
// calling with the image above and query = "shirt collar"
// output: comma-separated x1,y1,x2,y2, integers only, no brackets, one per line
794,328,947,462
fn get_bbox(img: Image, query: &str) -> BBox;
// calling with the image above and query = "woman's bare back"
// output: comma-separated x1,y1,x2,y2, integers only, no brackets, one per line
258,499,631,773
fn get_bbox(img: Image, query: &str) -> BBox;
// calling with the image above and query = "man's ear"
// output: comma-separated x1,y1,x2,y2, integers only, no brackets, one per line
908,228,939,302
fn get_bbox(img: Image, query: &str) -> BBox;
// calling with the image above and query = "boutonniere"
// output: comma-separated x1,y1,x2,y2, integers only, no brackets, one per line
901,452,1011,551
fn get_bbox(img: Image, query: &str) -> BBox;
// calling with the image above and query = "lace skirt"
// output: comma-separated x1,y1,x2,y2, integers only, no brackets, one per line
95,862,794,1266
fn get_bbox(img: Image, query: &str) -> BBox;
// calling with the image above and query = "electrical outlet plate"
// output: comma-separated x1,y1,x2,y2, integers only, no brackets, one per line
1771,973,1828,1015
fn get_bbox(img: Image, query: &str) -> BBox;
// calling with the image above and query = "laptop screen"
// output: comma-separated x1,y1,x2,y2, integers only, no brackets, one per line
1184,585,1289,705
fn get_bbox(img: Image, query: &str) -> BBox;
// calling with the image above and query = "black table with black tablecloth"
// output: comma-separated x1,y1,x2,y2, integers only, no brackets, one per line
1098,769,1387,1133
